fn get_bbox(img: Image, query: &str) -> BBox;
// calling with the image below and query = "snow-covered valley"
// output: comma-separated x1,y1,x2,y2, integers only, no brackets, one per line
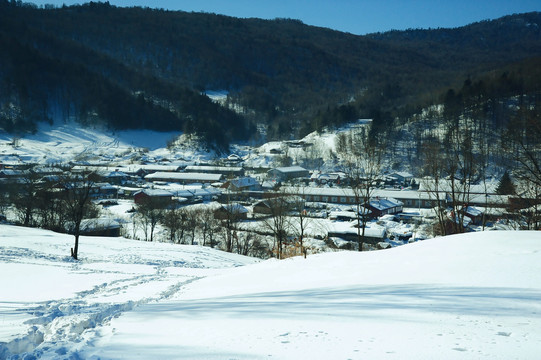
1,122,540,359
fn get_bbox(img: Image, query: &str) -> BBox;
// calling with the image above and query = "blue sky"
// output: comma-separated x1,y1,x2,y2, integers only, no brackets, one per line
29,0,540,35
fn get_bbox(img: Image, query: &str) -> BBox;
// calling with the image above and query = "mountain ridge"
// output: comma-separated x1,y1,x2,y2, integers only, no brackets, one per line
0,1,540,148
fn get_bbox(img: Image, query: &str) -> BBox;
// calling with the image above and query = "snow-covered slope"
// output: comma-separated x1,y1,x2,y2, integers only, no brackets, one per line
0,120,367,170
0,122,212,165
0,225,257,358
1,225,540,359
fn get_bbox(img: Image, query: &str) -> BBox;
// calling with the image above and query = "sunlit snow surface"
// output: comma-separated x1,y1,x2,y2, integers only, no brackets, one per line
1,225,540,359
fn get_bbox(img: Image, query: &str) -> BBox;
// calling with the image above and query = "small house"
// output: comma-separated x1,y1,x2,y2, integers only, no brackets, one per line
253,199,273,215
311,172,342,185
102,170,129,185
224,177,261,192
327,223,386,245
93,183,118,199
79,218,121,237
267,166,309,182
269,148,283,155
134,189,173,205
461,206,484,225
214,203,249,220
367,198,403,218
389,172,414,186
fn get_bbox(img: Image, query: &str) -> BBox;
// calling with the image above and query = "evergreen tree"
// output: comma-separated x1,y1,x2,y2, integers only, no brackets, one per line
496,171,516,195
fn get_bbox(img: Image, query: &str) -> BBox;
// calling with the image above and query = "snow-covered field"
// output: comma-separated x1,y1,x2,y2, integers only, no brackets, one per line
1,224,540,359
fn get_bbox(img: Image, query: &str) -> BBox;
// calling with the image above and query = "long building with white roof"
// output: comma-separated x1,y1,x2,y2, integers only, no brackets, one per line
282,186,510,209
145,172,223,184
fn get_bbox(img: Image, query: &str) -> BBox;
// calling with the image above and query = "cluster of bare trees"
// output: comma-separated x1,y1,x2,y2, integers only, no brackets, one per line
506,94,541,229
130,185,322,259
2,169,100,259
413,90,541,233
418,118,481,235
133,199,271,258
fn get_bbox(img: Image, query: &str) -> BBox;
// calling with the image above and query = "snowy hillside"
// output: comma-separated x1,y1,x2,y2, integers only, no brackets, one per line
0,120,370,170
1,225,540,359
0,122,217,165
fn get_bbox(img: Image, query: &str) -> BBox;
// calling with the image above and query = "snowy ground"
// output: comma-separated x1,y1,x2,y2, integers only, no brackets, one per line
1,225,540,359
0,225,258,359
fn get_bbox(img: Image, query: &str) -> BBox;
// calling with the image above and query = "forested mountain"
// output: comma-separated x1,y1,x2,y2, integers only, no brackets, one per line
0,1,540,149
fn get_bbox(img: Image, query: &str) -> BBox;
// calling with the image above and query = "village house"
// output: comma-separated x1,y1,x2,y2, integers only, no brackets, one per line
213,203,249,220
0,168,29,180
252,196,301,215
267,166,309,182
366,198,403,218
134,188,173,205
173,188,221,203
224,154,243,164
79,218,122,237
388,172,415,186
460,206,484,225
93,183,118,199
327,222,387,245
101,170,129,185
269,148,282,155
32,166,64,177
310,172,343,186
223,176,261,192
53,181,118,200
252,199,273,215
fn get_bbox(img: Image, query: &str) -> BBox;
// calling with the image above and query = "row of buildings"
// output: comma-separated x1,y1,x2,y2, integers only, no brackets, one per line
1,160,518,244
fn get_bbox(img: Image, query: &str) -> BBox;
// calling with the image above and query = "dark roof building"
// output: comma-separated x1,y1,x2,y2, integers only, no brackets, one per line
267,166,309,182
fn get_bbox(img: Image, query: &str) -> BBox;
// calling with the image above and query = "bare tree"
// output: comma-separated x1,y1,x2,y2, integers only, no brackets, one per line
506,102,541,228
511,104,541,225
337,126,384,251
259,194,293,259
60,169,100,260
136,196,169,242
8,170,41,227
0,181,8,217
35,181,67,232
286,187,311,258
420,140,449,236
162,207,185,243
218,193,247,252
443,124,477,233
514,178,541,229
198,207,220,248
275,143,293,167
185,207,199,245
